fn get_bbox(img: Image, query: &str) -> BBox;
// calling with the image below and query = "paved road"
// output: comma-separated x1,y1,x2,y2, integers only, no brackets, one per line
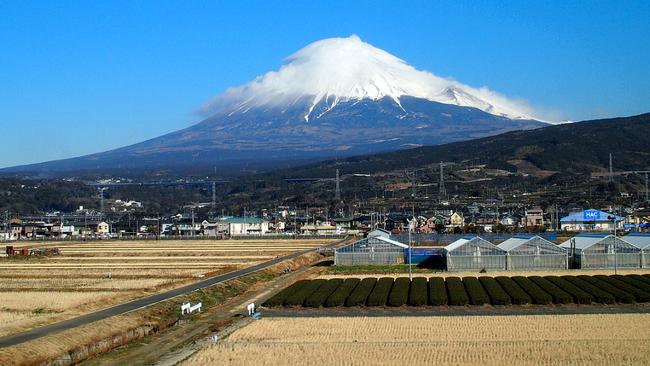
0,245,331,348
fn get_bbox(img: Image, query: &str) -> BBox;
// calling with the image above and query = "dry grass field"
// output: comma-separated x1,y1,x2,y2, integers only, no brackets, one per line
0,239,333,338
184,314,650,366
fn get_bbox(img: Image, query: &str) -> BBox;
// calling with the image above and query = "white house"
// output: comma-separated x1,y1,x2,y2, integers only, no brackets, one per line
222,217,269,236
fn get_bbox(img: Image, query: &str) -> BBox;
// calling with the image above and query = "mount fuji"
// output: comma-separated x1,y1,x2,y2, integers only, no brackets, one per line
5,35,547,174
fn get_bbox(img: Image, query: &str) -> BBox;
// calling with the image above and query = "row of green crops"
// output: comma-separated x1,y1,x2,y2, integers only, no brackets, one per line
263,274,650,308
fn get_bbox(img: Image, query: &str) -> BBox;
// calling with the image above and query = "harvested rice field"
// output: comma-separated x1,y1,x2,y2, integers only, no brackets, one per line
183,314,650,366
0,239,334,338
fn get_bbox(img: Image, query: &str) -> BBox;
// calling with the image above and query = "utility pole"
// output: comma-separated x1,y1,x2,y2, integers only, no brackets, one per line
99,187,106,217
609,214,618,275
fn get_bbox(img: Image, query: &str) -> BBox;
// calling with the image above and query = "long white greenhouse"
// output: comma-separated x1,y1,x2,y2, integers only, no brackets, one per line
623,233,650,268
498,235,567,270
559,234,641,269
444,236,506,271
334,230,408,265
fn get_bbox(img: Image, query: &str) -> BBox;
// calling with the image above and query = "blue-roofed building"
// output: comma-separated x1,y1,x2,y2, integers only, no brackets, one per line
560,209,624,232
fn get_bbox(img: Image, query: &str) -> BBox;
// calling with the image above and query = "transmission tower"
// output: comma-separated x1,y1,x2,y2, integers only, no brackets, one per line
211,181,216,212
334,169,341,201
609,153,614,183
405,169,416,198
98,187,106,217
439,161,446,198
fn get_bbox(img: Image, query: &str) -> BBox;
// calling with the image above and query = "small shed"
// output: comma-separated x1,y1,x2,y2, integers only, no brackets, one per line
498,235,567,270
444,236,506,271
623,233,650,268
335,235,408,265
560,234,640,269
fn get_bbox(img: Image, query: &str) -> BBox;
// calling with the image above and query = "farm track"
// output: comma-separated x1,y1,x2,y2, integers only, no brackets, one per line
0,244,331,348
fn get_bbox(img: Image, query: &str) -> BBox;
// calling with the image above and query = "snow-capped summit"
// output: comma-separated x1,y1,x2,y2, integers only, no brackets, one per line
4,36,548,173
203,35,536,121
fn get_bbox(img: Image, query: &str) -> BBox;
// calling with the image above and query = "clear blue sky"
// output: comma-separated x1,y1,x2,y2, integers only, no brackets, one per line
1,1,649,168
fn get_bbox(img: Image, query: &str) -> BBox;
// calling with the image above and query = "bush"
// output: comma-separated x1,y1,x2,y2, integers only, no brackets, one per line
594,275,650,302
284,279,326,306
479,277,510,305
428,277,448,306
529,276,573,304
512,276,552,305
366,277,394,306
325,278,360,307
345,278,377,306
495,276,531,305
578,276,634,303
408,277,428,306
562,276,615,304
263,280,308,307
446,277,469,306
304,279,344,307
387,278,410,306
545,276,593,304
462,277,490,305
614,275,650,294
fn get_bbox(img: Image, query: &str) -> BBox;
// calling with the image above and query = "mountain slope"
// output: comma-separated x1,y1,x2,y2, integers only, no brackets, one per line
251,113,650,179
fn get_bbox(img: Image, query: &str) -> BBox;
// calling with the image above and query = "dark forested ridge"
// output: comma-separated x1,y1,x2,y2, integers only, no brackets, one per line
258,113,650,179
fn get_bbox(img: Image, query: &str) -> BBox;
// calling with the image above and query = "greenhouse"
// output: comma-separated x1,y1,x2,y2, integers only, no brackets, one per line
444,236,506,271
623,233,650,268
498,235,567,270
559,234,641,269
334,234,408,265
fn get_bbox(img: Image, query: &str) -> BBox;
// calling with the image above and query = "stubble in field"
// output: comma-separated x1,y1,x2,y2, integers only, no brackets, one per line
183,314,650,366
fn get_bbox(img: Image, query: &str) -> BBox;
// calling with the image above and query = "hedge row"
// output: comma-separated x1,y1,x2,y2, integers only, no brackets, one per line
462,277,490,305
529,276,573,304
408,277,428,306
284,279,326,306
613,275,650,294
495,276,532,305
595,275,650,302
366,278,394,306
512,276,552,305
562,276,615,304
428,277,448,306
578,276,634,303
479,277,510,305
267,274,650,308
630,274,650,286
545,276,594,304
387,278,411,306
304,279,344,308
263,280,308,307
345,278,376,306
325,278,360,307
446,277,469,306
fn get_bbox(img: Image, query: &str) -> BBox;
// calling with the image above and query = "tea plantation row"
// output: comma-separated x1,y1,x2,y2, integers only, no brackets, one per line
263,274,650,307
